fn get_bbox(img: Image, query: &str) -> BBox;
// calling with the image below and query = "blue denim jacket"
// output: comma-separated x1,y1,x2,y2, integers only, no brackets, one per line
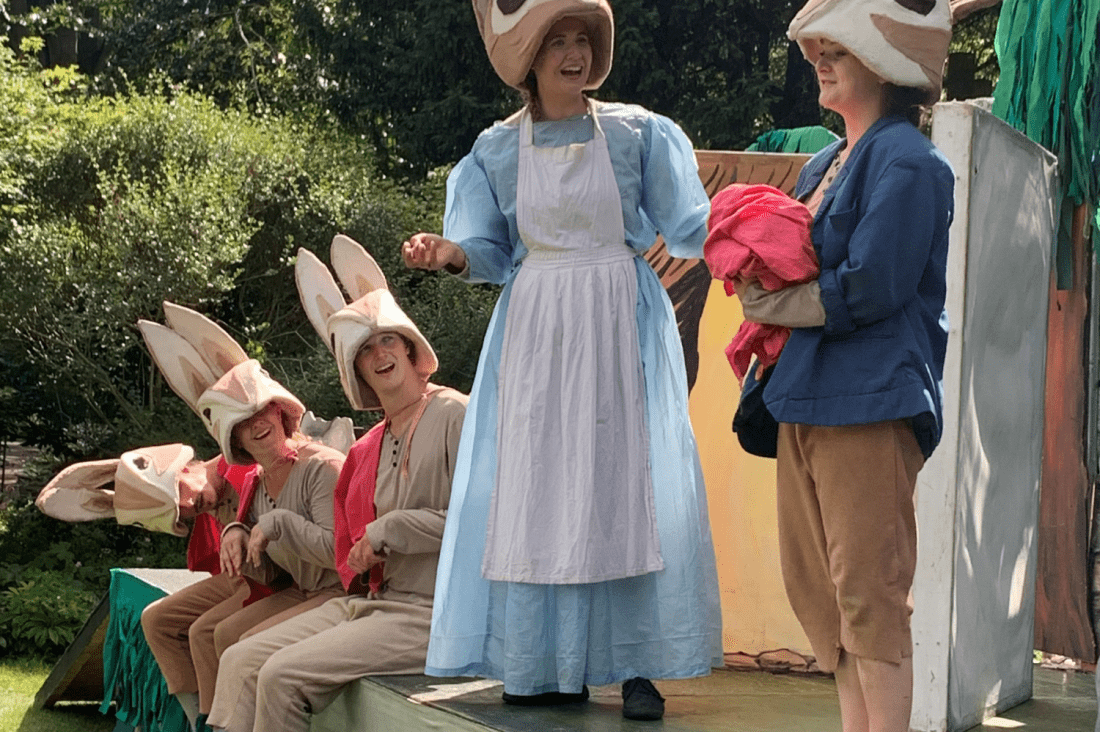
764,115,955,458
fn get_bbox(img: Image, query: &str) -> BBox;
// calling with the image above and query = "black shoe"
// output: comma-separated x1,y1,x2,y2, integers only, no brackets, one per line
502,686,590,706
622,677,664,721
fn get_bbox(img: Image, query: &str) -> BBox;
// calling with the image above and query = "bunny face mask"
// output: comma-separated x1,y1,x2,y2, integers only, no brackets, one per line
471,0,613,90
35,443,196,536
138,302,306,465
788,0,951,104
296,235,437,411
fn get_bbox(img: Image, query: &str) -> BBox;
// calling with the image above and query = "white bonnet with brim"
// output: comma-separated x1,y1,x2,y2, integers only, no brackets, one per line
471,0,614,90
788,0,952,104
138,302,305,465
296,235,438,411
35,443,195,537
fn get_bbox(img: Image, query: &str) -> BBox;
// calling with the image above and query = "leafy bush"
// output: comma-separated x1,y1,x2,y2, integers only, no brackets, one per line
0,451,185,661
0,39,488,457
0,568,98,659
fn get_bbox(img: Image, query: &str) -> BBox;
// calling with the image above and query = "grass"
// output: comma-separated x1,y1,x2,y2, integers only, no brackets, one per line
0,657,114,732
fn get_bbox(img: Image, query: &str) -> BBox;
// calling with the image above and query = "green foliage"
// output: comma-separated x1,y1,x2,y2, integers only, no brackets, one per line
52,0,818,176
607,0,816,149
0,568,98,658
0,42,471,455
0,451,184,661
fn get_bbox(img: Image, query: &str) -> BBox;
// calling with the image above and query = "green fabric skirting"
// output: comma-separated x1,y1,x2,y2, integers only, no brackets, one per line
100,568,187,732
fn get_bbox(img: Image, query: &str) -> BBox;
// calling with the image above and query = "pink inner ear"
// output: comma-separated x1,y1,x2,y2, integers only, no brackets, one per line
185,359,208,402
315,294,336,321
84,492,115,512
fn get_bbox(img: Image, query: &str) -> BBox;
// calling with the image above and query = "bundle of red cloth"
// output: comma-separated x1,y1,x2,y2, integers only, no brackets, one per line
703,183,818,381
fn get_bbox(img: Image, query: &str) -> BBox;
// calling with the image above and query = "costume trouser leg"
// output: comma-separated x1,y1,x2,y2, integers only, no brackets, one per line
142,573,245,697
194,584,344,713
208,594,432,732
776,421,923,673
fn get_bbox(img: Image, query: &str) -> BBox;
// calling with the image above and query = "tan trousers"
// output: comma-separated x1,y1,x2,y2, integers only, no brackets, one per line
776,420,924,673
207,593,433,732
141,574,343,713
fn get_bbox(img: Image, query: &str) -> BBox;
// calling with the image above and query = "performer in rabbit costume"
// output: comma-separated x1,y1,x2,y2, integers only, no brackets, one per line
137,302,346,730
402,0,722,721
207,235,466,732
36,443,244,546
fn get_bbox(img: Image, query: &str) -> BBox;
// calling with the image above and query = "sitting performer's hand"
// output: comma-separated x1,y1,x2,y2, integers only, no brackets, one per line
220,526,249,577
346,535,384,575
246,524,270,567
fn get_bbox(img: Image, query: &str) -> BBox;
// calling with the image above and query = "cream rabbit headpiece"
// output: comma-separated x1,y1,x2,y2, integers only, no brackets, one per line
138,302,305,464
35,444,196,536
788,0,952,104
295,235,438,411
471,0,614,90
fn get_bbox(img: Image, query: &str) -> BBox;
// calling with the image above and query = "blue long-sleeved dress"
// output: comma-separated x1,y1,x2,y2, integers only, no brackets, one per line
425,101,723,694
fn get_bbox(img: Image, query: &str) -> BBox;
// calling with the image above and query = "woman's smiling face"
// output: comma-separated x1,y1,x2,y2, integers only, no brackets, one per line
232,402,287,458
531,16,592,100
813,38,885,117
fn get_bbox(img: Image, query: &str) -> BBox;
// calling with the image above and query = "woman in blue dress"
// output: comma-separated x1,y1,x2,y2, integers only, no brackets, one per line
403,0,722,721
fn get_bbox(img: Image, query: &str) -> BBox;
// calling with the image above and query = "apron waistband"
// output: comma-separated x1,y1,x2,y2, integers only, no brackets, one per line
521,244,636,269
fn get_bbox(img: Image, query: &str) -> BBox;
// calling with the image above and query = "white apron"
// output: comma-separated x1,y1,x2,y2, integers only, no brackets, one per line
481,100,664,584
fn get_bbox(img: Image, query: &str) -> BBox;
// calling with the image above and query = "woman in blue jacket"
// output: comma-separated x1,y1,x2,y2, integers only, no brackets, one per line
738,2,954,730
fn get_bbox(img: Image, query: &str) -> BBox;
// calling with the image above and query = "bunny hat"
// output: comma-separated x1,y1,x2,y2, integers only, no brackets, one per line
138,303,305,465
35,443,196,536
788,0,952,104
295,235,438,411
472,0,614,90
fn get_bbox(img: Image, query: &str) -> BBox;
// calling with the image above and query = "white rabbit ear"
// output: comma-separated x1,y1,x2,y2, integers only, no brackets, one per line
138,319,220,416
294,248,346,356
36,459,120,522
330,234,388,301
162,302,249,376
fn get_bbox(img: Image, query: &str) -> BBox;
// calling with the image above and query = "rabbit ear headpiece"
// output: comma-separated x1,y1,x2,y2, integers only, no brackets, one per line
35,444,195,536
788,0,952,104
138,302,305,464
295,235,438,411
471,0,614,90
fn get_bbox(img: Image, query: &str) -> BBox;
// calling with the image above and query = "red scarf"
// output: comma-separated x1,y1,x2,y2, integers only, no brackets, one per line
186,457,272,605
186,458,256,573
334,422,387,591
334,388,441,592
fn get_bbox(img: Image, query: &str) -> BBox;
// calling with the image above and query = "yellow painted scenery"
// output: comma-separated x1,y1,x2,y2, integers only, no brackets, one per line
688,279,812,657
